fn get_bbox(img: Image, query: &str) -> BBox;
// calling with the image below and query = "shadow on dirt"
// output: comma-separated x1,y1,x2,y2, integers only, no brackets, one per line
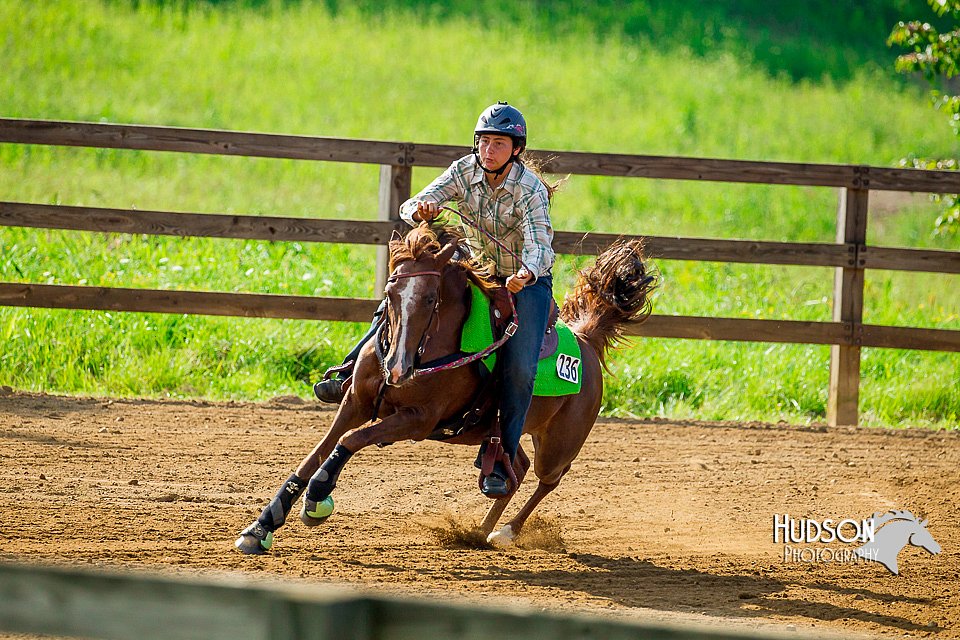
482,553,932,634
0,392,107,419
0,428,100,449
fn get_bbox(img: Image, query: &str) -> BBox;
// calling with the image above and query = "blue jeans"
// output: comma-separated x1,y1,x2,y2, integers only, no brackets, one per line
498,276,553,461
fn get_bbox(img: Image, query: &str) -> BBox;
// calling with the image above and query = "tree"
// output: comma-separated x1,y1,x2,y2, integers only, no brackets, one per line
889,0,960,235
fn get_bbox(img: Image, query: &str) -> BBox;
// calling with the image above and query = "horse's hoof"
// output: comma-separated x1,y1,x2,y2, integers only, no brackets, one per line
234,521,273,555
486,524,515,548
300,495,335,527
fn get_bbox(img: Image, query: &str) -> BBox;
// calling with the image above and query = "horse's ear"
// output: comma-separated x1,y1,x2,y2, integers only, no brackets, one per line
436,242,458,267
388,230,404,255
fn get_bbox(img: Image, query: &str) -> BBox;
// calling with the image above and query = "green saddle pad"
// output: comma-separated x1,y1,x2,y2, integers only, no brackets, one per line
461,283,582,397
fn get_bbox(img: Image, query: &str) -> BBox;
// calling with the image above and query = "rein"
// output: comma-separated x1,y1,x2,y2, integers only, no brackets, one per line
439,205,534,277
413,295,517,377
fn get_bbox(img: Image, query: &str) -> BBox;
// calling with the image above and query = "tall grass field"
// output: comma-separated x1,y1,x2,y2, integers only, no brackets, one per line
2,0,958,427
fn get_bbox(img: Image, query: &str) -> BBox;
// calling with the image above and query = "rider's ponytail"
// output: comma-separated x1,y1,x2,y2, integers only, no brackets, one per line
518,154,567,201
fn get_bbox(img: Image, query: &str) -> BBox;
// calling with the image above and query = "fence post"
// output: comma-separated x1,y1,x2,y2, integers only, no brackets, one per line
375,164,412,296
827,187,869,426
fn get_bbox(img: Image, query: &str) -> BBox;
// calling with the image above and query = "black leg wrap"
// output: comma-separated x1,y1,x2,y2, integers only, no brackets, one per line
306,444,353,503
256,473,307,532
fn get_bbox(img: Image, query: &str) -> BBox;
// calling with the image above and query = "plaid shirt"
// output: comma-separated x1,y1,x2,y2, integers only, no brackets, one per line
399,155,555,281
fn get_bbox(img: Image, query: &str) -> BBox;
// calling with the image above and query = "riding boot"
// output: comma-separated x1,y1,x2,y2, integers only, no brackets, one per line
313,378,347,404
477,430,517,497
314,299,386,403
481,461,511,497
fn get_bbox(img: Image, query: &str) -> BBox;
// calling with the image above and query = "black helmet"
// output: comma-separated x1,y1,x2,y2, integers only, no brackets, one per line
474,101,526,151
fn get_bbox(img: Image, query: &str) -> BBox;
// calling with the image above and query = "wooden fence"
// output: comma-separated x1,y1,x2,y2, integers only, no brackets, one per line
1,118,959,426
0,562,789,640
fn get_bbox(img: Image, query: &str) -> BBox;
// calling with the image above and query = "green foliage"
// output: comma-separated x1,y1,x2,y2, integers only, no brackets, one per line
890,0,960,235
0,0,958,427
316,0,938,82
889,0,960,80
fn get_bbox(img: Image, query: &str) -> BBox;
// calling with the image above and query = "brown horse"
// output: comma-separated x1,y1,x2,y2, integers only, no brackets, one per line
235,224,657,553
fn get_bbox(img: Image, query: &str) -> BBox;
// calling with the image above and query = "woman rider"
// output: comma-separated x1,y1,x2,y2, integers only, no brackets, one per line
313,101,556,497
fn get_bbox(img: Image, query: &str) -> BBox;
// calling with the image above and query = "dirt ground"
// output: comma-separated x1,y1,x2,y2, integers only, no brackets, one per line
0,390,957,639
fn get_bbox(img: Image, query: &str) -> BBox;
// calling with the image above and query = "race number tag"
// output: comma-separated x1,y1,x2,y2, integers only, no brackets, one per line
555,353,580,384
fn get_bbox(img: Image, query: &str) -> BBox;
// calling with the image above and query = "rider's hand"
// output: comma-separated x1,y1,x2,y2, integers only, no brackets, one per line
505,268,532,293
414,201,440,222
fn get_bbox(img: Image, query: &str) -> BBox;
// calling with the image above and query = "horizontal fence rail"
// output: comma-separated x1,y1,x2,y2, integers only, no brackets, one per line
0,201,403,246
1,117,958,425
0,282,383,322
0,118,410,165
0,562,782,640
2,282,956,353
3,117,960,192
3,201,959,273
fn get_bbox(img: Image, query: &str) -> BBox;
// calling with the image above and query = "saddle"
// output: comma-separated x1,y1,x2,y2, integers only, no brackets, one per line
425,284,511,443
425,284,560,445
538,300,561,360
486,285,561,360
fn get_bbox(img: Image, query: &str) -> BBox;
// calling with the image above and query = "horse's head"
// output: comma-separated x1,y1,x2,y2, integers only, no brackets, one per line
909,519,941,555
856,510,941,574
381,225,459,386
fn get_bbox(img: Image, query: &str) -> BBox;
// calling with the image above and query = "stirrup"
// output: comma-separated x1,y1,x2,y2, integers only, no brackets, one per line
481,470,511,497
477,437,518,498
234,521,273,555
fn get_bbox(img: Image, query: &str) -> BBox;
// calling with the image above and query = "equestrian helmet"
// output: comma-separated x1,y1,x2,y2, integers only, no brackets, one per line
474,101,526,151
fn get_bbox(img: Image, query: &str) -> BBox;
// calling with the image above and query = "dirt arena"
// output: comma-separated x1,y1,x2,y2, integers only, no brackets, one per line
1,390,957,638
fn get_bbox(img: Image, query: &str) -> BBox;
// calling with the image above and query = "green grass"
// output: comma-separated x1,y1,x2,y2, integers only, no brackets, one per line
1,0,958,427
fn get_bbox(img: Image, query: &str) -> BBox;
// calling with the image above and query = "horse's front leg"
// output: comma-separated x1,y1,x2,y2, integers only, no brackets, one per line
300,405,434,526
234,394,371,554
295,390,373,481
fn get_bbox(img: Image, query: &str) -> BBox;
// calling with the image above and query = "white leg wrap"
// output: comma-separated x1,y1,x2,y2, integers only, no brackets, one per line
486,524,516,548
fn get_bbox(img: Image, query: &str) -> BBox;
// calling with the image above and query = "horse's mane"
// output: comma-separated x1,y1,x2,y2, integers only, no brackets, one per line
389,223,500,294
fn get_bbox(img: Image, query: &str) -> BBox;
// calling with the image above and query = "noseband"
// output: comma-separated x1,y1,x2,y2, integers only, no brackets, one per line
387,270,442,282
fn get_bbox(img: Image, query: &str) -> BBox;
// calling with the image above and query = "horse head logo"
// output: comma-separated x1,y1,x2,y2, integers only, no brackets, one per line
854,510,941,575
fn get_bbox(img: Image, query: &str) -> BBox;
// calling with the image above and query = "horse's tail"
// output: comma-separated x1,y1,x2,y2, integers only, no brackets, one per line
560,239,659,371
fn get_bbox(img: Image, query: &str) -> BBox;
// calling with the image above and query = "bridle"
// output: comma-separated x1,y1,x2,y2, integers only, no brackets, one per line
369,257,519,421
376,268,444,381
375,262,520,377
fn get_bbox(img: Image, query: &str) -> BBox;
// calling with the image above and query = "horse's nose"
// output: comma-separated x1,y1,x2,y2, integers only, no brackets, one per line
387,363,413,386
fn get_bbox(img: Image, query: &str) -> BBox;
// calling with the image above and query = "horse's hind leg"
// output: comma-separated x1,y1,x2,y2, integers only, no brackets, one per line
487,471,566,547
479,446,530,536
487,411,591,547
